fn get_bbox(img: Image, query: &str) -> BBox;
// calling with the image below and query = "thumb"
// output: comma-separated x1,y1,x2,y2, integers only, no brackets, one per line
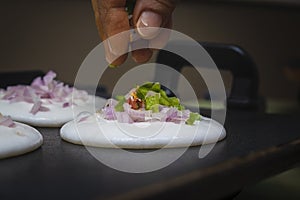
133,0,176,39
136,11,162,39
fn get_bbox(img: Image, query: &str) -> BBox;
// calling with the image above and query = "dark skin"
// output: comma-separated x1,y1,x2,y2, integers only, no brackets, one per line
91,0,177,66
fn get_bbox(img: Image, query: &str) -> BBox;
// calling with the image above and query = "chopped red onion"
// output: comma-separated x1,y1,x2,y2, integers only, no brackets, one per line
63,102,70,108
115,112,134,124
1,71,90,115
39,106,50,112
101,99,117,120
123,103,148,122
30,100,50,115
99,97,190,124
0,114,16,128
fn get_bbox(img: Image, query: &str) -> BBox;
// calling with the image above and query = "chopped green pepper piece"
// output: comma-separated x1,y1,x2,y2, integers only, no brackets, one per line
150,104,160,113
114,96,126,112
140,82,154,89
136,86,148,99
145,93,160,110
108,64,117,68
115,95,125,101
186,112,201,125
151,82,161,92
169,97,180,106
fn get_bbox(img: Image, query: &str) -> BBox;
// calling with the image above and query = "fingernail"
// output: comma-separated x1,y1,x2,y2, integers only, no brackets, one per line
107,32,129,56
137,11,162,39
107,39,120,56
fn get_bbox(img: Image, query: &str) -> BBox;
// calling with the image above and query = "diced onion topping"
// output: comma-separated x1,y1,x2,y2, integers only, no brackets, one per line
0,113,16,128
0,71,89,115
97,82,201,125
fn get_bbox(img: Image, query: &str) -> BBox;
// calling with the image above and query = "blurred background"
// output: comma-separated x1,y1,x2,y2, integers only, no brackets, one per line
0,0,299,199
1,0,300,112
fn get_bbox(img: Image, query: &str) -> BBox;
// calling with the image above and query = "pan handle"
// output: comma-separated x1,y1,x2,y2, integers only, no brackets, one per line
155,41,260,109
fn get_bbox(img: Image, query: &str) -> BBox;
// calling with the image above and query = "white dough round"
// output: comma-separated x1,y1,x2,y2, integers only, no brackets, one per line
0,96,107,127
0,122,43,159
60,115,226,149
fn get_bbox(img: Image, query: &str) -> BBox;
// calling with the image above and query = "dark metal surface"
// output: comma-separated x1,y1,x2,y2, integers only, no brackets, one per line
0,111,299,200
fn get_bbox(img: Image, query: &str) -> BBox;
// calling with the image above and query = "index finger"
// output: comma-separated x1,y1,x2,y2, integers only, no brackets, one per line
92,0,130,66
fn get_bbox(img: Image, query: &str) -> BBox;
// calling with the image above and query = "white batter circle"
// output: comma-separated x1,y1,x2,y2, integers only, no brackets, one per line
0,96,107,127
60,114,226,149
0,122,43,159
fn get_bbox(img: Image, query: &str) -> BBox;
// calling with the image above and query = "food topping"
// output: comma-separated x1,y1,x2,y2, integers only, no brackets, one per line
0,113,16,128
0,71,89,115
99,82,201,125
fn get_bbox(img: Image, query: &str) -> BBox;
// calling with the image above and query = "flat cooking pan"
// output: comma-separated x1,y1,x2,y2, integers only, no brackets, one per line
0,43,299,200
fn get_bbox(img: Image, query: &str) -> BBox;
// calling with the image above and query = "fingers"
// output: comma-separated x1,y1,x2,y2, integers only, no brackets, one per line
103,40,128,67
91,0,130,66
131,39,153,63
133,0,176,39
131,0,175,63
91,0,177,66
136,11,162,39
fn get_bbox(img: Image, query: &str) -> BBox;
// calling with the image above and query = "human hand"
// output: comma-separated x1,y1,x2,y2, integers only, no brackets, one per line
91,0,177,67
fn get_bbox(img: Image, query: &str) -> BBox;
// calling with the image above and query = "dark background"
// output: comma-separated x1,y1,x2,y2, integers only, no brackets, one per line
1,0,300,104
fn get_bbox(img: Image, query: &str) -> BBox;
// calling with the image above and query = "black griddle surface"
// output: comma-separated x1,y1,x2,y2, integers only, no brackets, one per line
0,111,299,200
